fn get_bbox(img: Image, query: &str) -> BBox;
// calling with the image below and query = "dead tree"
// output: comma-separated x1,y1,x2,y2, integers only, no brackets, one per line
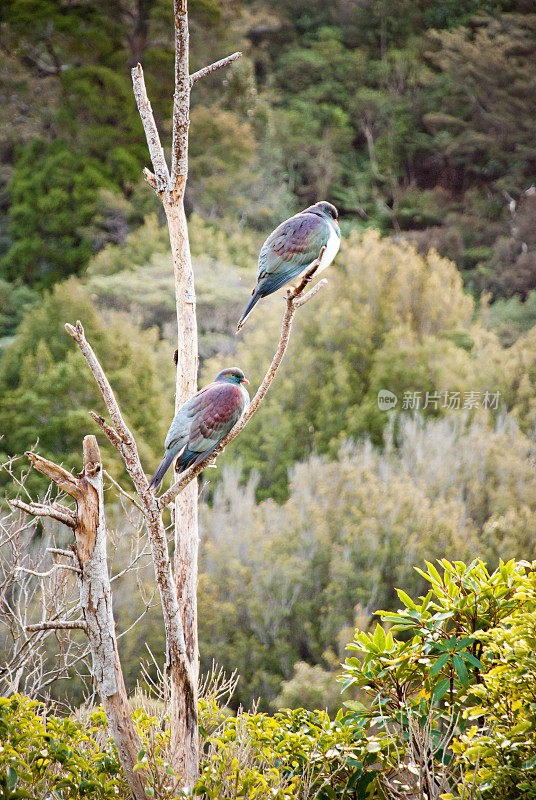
11,439,147,800
130,8,242,780
0,459,91,698
8,0,329,791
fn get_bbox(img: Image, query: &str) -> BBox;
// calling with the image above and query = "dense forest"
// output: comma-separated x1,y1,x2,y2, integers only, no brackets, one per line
1,2,536,796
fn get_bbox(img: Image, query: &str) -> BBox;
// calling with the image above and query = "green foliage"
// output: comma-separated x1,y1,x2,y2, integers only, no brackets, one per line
1,140,111,287
57,67,144,185
6,562,536,800
0,280,35,341
196,707,376,799
218,231,476,500
340,558,533,798
188,107,257,217
484,289,536,347
273,662,343,717
1,0,535,295
197,412,536,709
0,695,125,800
451,568,536,798
425,15,536,191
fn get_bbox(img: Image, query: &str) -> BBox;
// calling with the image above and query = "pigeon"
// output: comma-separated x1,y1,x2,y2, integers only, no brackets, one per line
148,368,250,491
237,201,340,331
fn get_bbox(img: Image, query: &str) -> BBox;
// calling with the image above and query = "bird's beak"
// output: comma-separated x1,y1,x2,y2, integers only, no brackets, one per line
242,377,250,384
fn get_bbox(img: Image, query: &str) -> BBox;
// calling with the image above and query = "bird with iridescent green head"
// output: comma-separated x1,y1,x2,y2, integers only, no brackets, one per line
148,368,250,491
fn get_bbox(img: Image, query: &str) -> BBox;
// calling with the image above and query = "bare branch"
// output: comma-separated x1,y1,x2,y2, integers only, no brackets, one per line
26,620,88,632
143,167,157,190
89,411,126,450
131,63,170,194
17,564,81,578
103,469,144,512
47,547,76,559
24,452,82,501
190,52,242,86
10,498,77,528
66,323,135,446
157,279,328,509
293,277,327,308
67,319,195,680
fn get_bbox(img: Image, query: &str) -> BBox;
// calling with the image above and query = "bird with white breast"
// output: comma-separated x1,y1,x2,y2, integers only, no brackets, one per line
237,201,341,331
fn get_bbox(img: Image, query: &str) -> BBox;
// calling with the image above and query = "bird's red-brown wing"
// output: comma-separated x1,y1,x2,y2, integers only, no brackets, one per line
186,382,246,454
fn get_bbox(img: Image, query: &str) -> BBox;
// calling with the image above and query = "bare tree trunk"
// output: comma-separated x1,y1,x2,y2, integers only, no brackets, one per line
77,437,146,800
166,4,199,783
164,197,200,786
128,0,325,785
12,439,147,800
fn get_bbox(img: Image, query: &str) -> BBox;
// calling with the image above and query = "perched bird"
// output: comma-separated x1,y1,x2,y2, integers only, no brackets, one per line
237,201,341,331
148,368,250,491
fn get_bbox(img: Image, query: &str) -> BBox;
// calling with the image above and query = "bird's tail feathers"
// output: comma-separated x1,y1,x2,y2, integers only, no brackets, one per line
236,290,262,333
175,443,220,474
148,449,177,491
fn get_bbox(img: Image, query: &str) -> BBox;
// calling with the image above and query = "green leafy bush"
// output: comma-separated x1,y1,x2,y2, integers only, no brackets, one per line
0,695,126,800
196,707,375,799
340,558,532,798
451,566,536,799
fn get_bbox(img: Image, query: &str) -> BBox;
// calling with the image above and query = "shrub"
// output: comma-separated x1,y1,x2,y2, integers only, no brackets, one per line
0,695,126,800
340,558,532,799
451,566,536,799
196,707,375,799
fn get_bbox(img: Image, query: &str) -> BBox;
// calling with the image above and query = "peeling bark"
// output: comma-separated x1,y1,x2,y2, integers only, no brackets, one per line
18,438,147,800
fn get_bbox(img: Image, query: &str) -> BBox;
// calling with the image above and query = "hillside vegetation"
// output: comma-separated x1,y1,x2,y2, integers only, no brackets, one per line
1,4,536,796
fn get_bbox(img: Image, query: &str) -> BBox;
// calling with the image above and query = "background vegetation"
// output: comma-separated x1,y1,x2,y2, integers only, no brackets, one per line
1,4,536,795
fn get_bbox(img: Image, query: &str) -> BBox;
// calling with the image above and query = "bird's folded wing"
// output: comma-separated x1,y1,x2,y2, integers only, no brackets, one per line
187,384,244,454
258,213,330,281
164,411,191,451
164,381,220,450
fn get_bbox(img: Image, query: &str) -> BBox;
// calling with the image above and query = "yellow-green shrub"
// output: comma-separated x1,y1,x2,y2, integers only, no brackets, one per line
0,695,126,800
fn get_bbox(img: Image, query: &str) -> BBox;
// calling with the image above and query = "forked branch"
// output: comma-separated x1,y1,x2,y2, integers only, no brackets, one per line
131,63,170,195
10,498,76,528
66,320,195,695
130,18,242,197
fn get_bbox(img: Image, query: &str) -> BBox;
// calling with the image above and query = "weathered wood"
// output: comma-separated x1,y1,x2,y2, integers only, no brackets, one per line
167,4,200,782
190,51,242,85
171,0,190,188
67,322,198,786
26,620,88,632
162,192,200,787
25,452,82,500
131,63,170,195
18,440,148,800
76,436,147,800
10,498,76,528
